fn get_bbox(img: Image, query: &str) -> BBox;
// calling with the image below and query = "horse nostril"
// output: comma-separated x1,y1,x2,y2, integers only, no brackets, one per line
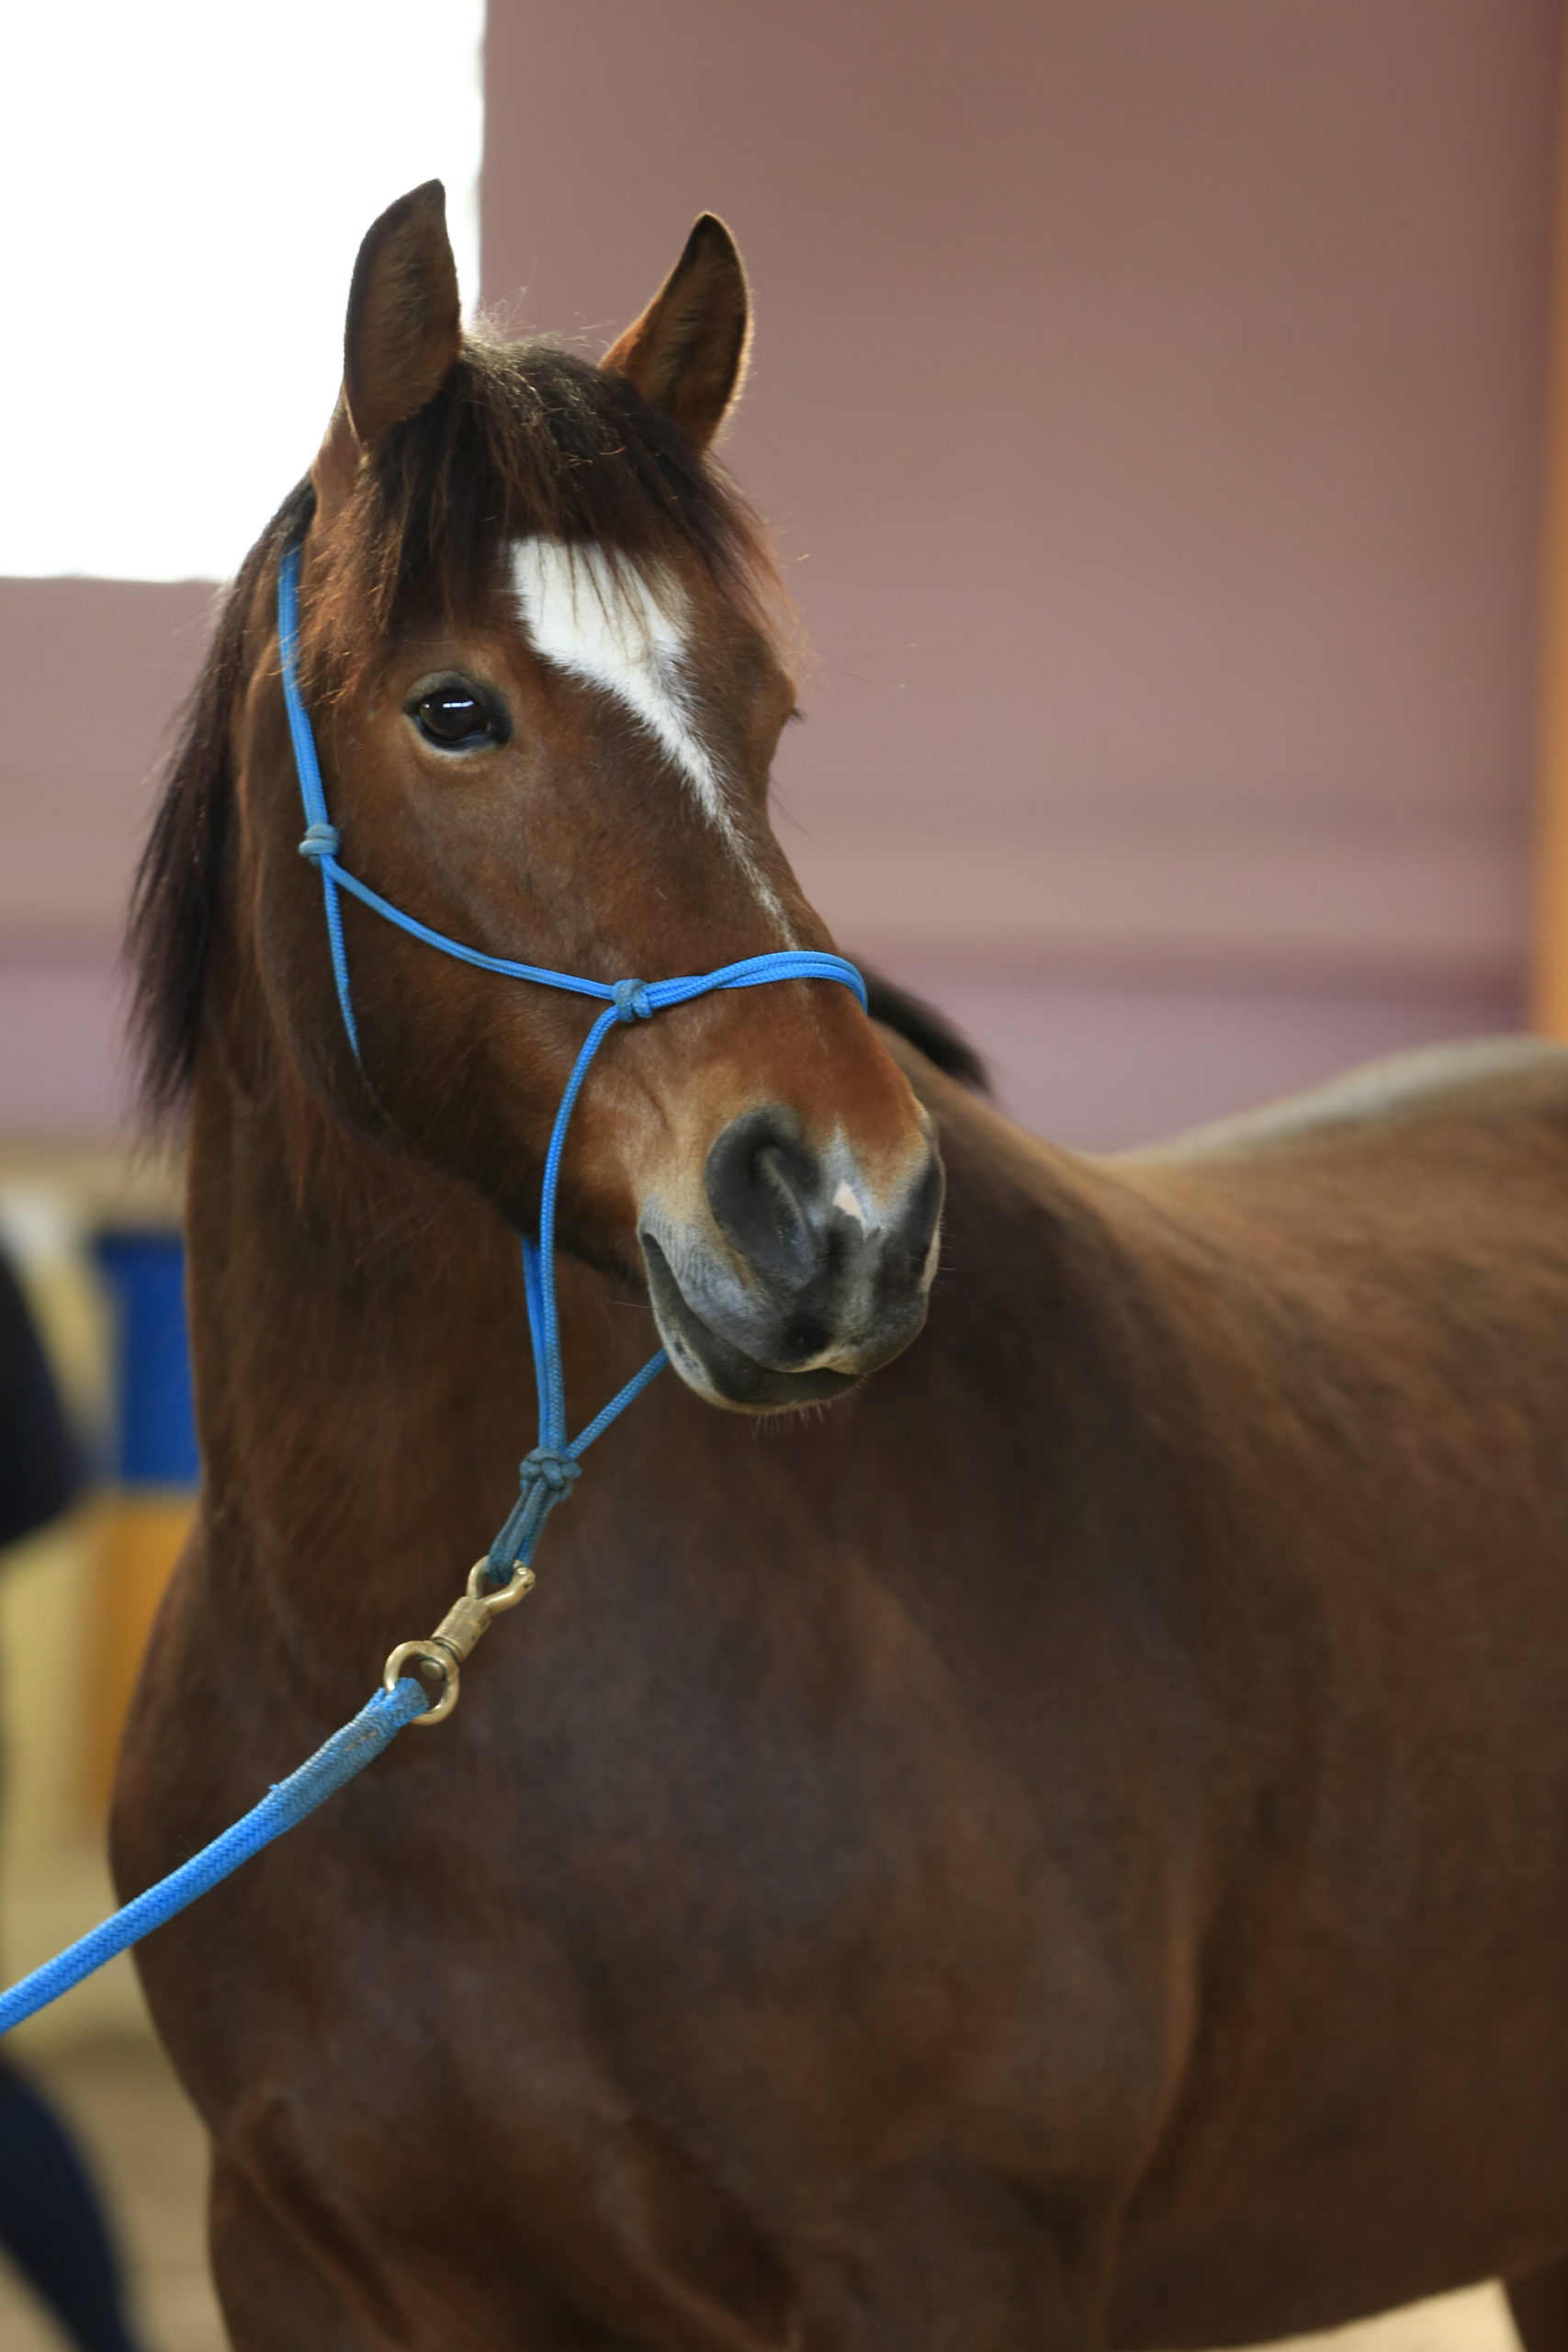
756,1146,808,1250
705,1108,822,1289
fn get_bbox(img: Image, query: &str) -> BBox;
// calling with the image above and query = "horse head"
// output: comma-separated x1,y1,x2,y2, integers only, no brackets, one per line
194,182,942,1413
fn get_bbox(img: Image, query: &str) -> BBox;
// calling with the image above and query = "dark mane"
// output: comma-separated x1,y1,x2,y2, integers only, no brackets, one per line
859,969,990,1095
127,477,313,1117
127,340,785,1114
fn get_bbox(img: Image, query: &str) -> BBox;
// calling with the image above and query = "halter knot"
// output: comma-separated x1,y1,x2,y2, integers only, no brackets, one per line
299,822,341,863
518,1446,582,1498
612,977,653,1024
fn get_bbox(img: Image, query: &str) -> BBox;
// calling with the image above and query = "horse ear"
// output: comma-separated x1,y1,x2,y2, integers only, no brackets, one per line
313,181,461,517
603,215,751,451
343,179,460,441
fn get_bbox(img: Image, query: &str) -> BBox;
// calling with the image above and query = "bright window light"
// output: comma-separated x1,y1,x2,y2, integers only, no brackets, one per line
1,0,484,582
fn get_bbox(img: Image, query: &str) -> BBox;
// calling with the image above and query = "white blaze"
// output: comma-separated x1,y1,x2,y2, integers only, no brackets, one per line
831,1180,869,1229
509,536,787,932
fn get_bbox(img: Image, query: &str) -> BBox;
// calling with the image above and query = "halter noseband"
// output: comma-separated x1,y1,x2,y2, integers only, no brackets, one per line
276,542,866,1699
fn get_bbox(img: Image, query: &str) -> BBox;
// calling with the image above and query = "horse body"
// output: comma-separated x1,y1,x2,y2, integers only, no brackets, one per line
1111,1036,1568,2340
118,1015,1568,2347
111,181,1568,2346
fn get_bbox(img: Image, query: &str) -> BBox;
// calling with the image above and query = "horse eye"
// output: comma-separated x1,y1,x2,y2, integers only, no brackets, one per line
408,678,509,753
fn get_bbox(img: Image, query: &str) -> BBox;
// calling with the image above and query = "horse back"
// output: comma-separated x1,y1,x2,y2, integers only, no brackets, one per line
1129,1033,1568,1171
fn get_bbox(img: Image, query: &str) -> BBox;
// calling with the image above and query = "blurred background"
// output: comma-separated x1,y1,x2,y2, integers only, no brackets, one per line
0,0,1562,2342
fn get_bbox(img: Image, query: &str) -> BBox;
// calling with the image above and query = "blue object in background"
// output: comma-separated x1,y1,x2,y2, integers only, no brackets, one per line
90,1231,198,1489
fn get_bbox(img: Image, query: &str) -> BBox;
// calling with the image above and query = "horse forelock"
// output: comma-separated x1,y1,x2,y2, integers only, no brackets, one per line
316,339,791,674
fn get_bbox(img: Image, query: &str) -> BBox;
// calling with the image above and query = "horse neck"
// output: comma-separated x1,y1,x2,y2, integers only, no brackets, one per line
180,1009,1168,1716
180,1034,641,1679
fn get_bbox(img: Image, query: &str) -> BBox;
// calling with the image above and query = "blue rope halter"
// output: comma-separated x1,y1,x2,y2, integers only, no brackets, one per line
0,538,867,2036
278,539,866,1582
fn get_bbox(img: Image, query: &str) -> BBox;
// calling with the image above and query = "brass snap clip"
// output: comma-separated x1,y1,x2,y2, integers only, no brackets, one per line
382,1555,537,1726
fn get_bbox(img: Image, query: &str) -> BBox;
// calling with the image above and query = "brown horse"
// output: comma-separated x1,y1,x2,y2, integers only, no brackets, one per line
115,179,1568,2352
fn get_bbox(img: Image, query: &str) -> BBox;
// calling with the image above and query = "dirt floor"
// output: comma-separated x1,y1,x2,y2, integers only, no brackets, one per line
0,2031,1527,2352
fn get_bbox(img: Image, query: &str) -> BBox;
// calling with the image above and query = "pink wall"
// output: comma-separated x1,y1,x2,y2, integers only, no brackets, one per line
0,1,1556,1144
484,0,1555,1138
0,580,213,1133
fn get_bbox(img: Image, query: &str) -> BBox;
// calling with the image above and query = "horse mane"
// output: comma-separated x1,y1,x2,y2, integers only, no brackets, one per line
859,970,989,1095
126,335,987,1114
128,477,313,1118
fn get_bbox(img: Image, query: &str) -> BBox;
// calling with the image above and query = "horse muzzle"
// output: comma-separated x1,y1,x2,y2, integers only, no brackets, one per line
639,1105,943,1412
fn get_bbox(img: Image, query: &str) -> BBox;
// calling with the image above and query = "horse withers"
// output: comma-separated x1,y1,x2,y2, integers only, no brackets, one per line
115,180,1568,2351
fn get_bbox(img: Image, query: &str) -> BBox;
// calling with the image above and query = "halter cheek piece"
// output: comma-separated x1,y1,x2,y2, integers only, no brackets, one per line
278,541,867,1716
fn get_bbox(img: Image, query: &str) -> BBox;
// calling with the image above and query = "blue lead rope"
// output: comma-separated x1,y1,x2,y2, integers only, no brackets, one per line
0,538,866,2035
0,1684,427,2036
279,541,865,1572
